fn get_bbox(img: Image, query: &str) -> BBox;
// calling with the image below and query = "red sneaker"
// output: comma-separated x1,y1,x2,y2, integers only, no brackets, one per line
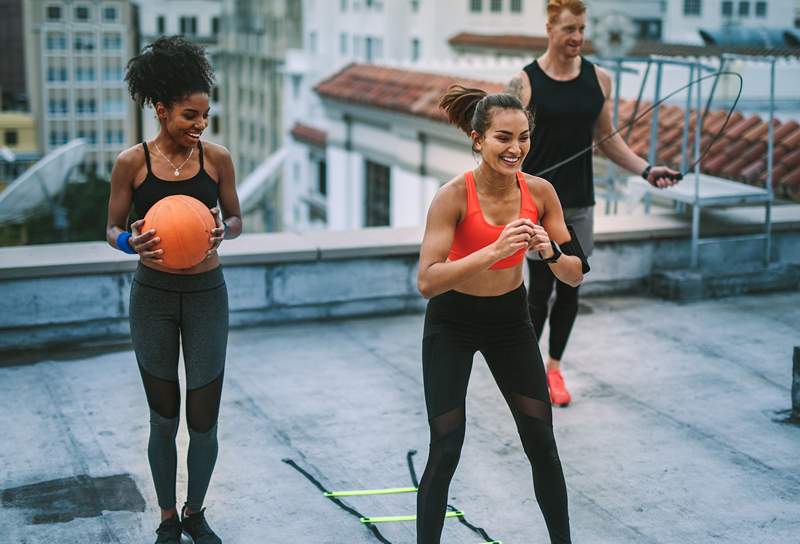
547,369,572,407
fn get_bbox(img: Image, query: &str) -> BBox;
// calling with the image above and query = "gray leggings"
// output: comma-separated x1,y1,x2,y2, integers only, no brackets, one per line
129,264,228,511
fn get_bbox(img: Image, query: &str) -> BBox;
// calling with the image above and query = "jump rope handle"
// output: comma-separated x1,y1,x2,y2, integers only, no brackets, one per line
666,172,684,182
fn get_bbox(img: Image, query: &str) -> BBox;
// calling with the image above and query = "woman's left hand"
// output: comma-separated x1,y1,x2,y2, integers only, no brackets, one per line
529,224,554,258
207,207,225,259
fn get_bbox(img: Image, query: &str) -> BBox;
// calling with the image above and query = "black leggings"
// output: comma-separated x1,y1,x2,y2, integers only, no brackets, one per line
418,285,570,543
129,264,228,512
527,258,580,361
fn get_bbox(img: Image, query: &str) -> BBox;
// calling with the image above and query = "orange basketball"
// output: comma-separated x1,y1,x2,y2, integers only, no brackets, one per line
143,195,216,270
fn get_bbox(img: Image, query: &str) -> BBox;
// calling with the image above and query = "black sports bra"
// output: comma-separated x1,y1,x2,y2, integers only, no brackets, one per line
133,141,219,218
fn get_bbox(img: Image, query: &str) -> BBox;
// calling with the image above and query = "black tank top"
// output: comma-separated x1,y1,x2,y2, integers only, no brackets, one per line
133,141,219,218
521,57,605,208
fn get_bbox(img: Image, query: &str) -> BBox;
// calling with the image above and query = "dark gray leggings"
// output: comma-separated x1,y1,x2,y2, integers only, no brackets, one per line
129,264,228,511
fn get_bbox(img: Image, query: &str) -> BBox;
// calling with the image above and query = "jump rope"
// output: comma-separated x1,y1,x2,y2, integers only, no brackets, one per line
281,70,747,544
531,70,745,183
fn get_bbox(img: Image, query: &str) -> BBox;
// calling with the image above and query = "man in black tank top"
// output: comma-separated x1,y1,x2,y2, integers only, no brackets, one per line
505,0,679,407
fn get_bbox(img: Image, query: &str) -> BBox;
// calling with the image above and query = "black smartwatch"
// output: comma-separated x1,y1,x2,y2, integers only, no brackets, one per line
641,164,652,181
539,240,562,264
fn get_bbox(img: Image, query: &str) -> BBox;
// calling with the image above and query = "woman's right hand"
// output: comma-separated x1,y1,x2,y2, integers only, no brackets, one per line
129,219,164,263
492,218,535,260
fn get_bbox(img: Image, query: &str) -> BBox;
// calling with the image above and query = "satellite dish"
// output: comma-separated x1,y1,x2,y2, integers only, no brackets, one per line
592,12,636,58
0,139,86,225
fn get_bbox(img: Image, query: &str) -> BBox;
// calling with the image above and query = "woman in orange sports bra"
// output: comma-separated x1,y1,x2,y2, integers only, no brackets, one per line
414,85,588,544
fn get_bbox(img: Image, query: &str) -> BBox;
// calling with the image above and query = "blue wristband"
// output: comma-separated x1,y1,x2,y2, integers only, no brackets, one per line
116,231,137,255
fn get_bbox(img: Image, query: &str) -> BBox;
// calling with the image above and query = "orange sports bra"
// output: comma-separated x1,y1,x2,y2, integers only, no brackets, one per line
448,170,539,270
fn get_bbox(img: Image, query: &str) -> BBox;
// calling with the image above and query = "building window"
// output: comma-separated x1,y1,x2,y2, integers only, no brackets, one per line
212,16,220,35
103,5,118,22
634,19,662,39
470,0,482,12
76,98,97,114
510,0,522,12
211,116,219,134
74,5,91,21
309,31,317,53
340,33,348,55
317,159,327,196
103,33,122,50
490,0,502,12
721,1,733,16
365,160,390,227
47,67,68,82
755,1,766,17
365,36,382,62
411,0,420,12
49,98,68,113
683,0,701,16
46,32,67,50
156,15,166,34
75,66,96,81
4,130,19,146
738,1,750,16
74,33,96,51
179,16,198,36
46,5,62,20
341,0,348,10
411,37,421,61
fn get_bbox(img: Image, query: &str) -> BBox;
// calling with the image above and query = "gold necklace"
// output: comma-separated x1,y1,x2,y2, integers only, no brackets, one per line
153,142,194,177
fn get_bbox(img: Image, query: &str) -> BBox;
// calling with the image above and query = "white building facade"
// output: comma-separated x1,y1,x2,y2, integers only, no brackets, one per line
664,0,797,43
134,0,224,145
283,0,553,231
23,0,138,176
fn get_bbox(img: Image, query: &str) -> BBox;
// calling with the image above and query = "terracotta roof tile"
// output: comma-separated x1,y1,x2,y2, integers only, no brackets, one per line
741,159,766,183
314,63,800,201
782,127,800,148
290,122,327,147
773,120,799,141
725,115,762,140
740,141,768,165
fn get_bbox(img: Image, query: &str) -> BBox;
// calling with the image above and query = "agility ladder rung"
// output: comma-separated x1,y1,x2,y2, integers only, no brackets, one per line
360,510,463,524
324,486,418,497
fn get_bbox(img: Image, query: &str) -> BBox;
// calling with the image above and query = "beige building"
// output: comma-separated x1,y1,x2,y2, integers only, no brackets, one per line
23,0,138,177
0,112,37,153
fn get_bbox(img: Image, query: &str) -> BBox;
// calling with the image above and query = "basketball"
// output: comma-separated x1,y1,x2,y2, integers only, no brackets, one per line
143,195,216,269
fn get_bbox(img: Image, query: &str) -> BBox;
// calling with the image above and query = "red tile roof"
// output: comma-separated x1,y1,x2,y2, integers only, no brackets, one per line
315,63,800,201
315,63,504,124
448,32,800,58
290,122,327,147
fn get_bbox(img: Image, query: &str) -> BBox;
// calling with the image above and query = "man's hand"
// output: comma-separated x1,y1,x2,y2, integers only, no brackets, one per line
647,165,682,188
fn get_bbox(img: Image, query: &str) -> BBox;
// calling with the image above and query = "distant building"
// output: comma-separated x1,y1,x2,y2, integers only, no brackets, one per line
23,0,138,176
0,111,39,186
134,0,224,145
0,0,28,110
664,0,797,44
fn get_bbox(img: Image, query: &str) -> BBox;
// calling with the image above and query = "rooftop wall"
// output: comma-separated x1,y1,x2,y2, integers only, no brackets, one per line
1,210,799,354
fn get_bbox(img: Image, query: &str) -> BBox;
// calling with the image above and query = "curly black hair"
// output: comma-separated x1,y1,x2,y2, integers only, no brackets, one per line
124,35,215,109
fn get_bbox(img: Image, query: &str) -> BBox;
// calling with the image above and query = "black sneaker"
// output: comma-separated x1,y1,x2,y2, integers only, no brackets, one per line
181,505,222,544
154,514,182,544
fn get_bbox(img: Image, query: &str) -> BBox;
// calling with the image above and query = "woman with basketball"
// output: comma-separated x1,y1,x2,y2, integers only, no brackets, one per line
415,86,589,543
105,36,240,544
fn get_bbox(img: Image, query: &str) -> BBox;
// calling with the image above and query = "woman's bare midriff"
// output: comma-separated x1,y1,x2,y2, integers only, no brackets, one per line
448,263,524,297
140,252,220,275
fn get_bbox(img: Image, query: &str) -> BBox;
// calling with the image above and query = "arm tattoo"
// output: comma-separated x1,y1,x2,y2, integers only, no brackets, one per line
505,76,524,100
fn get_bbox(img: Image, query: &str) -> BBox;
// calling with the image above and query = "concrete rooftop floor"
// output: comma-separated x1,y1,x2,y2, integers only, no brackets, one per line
1,291,799,544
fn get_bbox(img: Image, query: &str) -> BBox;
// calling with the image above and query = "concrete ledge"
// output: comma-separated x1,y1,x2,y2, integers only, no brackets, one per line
651,263,800,301
1,209,799,353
